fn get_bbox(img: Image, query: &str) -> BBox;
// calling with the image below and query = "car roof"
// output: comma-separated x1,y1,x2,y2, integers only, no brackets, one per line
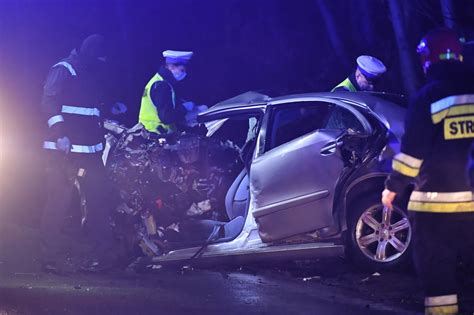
208,91,405,110
205,91,270,114
201,91,406,140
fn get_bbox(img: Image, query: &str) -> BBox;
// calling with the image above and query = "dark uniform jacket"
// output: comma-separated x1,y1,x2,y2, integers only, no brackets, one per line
41,50,107,155
385,62,474,213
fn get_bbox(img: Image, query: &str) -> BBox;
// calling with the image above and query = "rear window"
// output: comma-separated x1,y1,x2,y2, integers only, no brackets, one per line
268,102,364,150
325,106,364,132
269,102,332,149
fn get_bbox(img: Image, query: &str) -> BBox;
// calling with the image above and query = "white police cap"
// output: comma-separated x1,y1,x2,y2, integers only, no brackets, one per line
356,55,387,79
162,50,194,64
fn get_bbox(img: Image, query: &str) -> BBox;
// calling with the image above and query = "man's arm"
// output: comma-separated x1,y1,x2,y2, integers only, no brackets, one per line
150,81,185,125
41,66,70,138
383,90,435,207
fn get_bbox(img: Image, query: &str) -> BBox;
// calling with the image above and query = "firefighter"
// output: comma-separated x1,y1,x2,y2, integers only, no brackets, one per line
332,55,386,92
139,50,205,133
41,34,123,273
382,28,474,315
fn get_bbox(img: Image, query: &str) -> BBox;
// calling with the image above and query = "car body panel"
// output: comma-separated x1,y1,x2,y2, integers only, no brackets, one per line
248,96,375,242
147,91,405,265
250,129,344,242
151,191,344,265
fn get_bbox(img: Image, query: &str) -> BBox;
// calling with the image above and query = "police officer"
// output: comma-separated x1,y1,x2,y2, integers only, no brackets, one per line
41,34,123,273
332,55,386,92
139,50,204,133
382,28,474,315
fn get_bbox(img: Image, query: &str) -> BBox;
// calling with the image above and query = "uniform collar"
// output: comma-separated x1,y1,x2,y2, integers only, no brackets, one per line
348,72,361,91
158,66,178,85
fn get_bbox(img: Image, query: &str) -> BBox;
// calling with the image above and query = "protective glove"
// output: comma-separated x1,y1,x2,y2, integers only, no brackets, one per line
184,105,208,127
56,136,71,153
111,102,127,115
182,101,195,111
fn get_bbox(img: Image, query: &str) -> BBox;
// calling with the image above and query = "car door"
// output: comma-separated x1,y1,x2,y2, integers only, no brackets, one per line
250,99,369,242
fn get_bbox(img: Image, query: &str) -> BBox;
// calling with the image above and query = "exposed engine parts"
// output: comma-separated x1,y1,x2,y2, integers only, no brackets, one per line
104,122,241,256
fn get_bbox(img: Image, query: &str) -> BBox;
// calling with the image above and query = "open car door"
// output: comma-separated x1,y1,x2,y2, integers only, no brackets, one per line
250,99,370,242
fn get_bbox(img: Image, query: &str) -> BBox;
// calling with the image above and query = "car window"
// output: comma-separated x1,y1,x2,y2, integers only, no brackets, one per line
325,106,364,132
209,115,260,148
269,102,333,150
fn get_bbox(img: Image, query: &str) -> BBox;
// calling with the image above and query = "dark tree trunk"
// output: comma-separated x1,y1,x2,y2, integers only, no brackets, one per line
113,2,134,103
440,0,457,29
316,0,349,69
352,0,377,53
388,0,418,95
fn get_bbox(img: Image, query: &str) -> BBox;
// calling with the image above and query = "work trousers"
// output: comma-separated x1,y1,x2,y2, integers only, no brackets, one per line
410,211,474,315
41,151,116,261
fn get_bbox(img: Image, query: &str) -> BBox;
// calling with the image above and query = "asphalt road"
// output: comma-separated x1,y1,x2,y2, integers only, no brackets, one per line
0,266,415,315
1,222,473,315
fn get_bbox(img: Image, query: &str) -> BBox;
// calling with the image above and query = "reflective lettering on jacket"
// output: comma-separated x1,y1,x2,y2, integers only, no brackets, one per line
431,94,474,139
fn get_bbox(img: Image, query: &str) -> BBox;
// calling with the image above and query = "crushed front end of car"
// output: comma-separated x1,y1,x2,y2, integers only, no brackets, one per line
104,122,242,258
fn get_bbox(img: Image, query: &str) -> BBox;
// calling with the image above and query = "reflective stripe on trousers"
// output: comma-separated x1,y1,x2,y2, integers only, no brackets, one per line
425,294,458,315
43,141,104,153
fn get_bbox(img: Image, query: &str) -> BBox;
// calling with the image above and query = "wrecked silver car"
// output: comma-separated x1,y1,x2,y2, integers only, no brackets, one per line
105,91,410,270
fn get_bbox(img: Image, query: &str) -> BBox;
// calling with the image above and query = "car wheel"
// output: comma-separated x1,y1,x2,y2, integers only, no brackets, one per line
347,196,412,271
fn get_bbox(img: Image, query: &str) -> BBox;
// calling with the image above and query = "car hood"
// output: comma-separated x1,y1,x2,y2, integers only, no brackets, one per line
198,91,270,122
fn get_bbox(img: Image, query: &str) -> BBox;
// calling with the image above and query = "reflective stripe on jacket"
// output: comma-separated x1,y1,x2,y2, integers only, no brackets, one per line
385,62,474,213
408,191,474,213
43,141,103,153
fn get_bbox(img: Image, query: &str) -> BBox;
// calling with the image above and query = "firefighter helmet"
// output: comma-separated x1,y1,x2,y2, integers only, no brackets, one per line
417,28,464,73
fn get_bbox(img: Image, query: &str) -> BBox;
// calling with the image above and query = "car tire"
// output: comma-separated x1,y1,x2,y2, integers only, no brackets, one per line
346,195,412,271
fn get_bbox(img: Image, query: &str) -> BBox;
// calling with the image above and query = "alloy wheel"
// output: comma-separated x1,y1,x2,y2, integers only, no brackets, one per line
355,204,411,263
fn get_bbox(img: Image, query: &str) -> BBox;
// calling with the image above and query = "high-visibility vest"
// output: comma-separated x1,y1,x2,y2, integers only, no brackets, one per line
139,73,176,133
331,77,357,92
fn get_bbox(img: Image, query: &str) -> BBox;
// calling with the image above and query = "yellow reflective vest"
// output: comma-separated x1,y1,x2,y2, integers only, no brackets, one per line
139,73,176,133
331,77,357,92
